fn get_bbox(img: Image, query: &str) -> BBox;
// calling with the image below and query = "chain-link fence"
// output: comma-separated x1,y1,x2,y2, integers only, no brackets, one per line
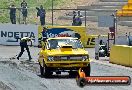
0,8,88,26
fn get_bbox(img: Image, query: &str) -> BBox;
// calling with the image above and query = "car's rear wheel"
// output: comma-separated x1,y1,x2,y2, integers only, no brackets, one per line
82,63,91,77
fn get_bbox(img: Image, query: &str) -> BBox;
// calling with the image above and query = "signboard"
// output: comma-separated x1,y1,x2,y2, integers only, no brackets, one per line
0,24,38,46
98,16,115,27
38,26,86,47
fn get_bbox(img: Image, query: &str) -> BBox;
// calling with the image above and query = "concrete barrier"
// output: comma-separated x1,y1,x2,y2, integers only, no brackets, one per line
110,45,131,67
129,47,132,67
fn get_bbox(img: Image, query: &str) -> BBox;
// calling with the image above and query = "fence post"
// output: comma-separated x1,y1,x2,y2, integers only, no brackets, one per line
85,9,86,27
52,0,54,26
18,8,21,24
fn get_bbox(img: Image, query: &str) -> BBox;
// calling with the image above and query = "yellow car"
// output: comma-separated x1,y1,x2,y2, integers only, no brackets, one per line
38,37,90,77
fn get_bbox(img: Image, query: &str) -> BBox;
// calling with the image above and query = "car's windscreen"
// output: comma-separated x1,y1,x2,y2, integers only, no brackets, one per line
47,39,83,49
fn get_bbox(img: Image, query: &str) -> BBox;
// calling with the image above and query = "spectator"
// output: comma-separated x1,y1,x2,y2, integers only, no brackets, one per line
21,6,28,24
72,11,77,26
9,4,16,24
77,10,83,17
74,16,82,26
21,0,28,24
21,0,27,8
36,5,46,26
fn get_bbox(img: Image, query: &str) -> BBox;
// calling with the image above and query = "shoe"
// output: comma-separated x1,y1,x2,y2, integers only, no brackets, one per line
17,57,19,60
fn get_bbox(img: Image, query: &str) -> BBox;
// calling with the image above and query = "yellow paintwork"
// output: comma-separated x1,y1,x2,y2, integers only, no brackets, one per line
110,45,132,67
116,0,132,16
38,37,90,68
38,25,86,47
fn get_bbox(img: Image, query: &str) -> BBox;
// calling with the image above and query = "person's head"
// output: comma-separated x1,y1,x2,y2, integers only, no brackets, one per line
73,11,76,14
40,5,43,9
11,4,15,7
43,27,47,30
78,10,81,15
78,10,80,14
27,38,31,42
23,0,25,2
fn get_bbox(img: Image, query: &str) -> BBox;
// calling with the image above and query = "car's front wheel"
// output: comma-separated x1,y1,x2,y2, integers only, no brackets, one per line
40,60,53,77
82,63,91,77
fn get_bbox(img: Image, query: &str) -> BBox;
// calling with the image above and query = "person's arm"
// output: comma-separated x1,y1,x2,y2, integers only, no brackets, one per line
21,2,23,7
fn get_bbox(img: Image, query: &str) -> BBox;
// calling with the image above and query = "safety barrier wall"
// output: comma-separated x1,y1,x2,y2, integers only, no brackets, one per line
0,24,102,47
130,47,132,66
0,24,38,46
110,45,132,67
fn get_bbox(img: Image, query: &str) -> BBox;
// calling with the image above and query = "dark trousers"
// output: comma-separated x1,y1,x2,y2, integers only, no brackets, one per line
40,17,45,26
10,15,16,24
18,45,31,59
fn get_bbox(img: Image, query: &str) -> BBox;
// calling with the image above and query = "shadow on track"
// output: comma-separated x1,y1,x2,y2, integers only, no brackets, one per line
37,74,77,79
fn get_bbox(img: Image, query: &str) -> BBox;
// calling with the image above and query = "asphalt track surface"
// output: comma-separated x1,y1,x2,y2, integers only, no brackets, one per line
0,45,132,90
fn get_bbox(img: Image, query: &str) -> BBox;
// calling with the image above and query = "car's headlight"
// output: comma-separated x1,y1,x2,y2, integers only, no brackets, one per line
82,55,89,61
48,56,54,61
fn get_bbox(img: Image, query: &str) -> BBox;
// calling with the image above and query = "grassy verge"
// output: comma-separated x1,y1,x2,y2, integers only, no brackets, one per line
0,0,64,23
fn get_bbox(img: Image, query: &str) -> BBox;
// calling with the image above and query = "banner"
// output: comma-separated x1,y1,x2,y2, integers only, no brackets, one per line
38,26,86,47
0,24,38,46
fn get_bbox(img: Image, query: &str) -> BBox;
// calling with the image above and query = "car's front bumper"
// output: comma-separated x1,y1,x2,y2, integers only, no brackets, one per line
45,61,90,68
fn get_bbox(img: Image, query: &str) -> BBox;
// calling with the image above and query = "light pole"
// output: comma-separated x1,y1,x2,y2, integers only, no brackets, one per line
52,0,53,26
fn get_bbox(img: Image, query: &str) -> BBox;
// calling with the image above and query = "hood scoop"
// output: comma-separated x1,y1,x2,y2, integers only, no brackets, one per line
60,45,72,51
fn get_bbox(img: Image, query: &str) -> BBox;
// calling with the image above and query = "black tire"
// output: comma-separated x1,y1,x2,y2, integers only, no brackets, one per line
82,63,91,77
43,60,52,78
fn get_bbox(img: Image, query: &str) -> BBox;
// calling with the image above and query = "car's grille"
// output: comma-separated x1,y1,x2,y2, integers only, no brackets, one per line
54,55,84,61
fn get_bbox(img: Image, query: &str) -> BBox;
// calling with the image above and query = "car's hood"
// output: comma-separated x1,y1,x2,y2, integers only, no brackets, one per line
46,48,88,56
